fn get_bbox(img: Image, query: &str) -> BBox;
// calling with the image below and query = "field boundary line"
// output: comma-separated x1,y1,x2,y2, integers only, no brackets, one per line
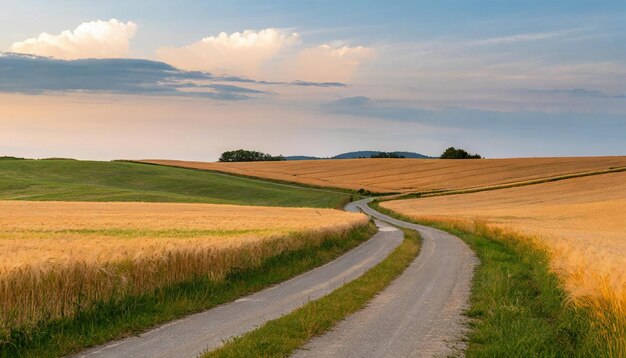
386,166,626,201
123,160,368,197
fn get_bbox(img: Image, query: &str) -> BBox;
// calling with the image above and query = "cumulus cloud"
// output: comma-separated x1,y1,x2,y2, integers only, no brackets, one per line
157,29,373,82
10,19,137,60
289,44,374,83
157,28,300,77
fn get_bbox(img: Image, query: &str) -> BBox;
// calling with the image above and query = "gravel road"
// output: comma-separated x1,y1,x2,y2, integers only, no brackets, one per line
73,217,403,358
73,198,477,358
293,199,479,357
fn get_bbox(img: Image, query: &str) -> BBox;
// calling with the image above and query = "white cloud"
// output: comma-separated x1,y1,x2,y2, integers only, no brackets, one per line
157,28,300,77
157,29,374,83
289,44,375,83
10,19,137,60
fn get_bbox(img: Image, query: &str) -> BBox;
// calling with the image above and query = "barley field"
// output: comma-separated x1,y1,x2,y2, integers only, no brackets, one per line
142,157,626,193
382,171,626,350
0,200,367,331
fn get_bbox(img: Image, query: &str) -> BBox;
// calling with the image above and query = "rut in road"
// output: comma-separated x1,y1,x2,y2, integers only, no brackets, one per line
294,199,479,358
72,218,403,358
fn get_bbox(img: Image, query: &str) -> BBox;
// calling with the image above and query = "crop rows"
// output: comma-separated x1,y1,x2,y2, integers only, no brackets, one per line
0,201,368,333
142,157,626,193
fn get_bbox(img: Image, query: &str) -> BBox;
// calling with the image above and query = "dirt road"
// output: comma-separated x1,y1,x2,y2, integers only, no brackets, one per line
74,199,477,358
73,218,403,358
293,199,478,357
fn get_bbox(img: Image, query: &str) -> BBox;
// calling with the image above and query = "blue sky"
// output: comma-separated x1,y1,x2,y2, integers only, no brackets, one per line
3,1,624,56
1,1,625,160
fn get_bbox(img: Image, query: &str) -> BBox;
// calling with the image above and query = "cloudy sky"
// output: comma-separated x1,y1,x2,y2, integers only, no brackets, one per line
1,1,625,160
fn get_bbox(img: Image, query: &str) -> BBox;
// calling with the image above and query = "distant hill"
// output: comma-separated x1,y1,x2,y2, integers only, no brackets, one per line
284,155,323,161
285,151,431,160
333,151,431,159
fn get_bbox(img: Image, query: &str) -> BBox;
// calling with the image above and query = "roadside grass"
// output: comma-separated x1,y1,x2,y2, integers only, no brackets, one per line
205,228,420,358
0,159,351,208
0,224,376,358
370,202,614,357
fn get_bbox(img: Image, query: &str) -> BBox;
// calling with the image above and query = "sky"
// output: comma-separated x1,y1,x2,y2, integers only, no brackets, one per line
1,1,625,160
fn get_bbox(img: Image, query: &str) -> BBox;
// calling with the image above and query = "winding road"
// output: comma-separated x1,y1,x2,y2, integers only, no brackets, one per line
73,199,477,358
294,199,479,357
73,218,403,358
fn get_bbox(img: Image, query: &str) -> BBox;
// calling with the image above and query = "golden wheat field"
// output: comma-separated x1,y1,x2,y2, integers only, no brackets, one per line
142,157,626,193
382,171,626,329
0,200,367,329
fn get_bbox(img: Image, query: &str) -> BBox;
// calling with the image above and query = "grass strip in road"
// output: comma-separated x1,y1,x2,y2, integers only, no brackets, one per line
370,202,614,357
0,224,376,358
205,228,421,358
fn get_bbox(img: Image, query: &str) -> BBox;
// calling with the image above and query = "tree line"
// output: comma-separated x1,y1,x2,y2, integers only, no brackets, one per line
218,149,284,162
439,147,482,159
217,147,482,162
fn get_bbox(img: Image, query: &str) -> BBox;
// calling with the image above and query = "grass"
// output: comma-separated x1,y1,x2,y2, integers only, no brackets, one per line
204,228,420,357
0,156,25,160
0,159,351,208
129,160,366,195
371,202,618,357
0,223,376,358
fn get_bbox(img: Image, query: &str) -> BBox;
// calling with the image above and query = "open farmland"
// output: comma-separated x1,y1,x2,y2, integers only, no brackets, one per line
141,157,626,193
381,171,626,347
0,200,368,334
0,159,350,208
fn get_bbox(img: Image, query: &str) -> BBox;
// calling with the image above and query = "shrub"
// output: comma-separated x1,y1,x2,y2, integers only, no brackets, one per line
218,149,285,162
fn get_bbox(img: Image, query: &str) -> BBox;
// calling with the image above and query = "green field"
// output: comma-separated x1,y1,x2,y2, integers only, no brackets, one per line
0,160,350,208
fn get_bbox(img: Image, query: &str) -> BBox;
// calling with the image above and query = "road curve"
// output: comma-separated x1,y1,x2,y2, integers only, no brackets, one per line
293,199,479,357
73,218,403,358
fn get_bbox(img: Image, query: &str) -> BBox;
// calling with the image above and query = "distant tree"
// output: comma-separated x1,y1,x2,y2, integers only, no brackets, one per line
218,149,285,162
357,188,372,195
439,147,482,159
370,152,405,159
